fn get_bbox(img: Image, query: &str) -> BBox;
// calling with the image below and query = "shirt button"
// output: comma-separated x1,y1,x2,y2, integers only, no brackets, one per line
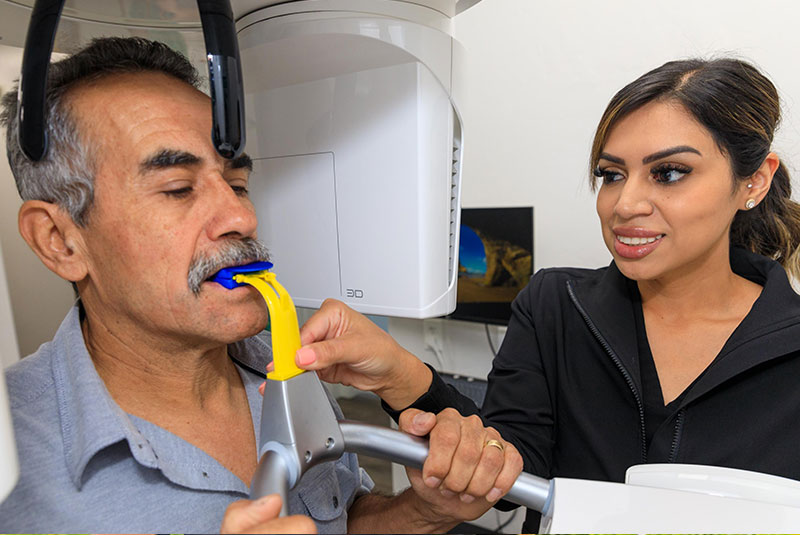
332,496,339,508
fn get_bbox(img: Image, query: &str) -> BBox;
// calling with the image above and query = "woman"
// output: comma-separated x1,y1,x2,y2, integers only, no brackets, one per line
295,58,800,532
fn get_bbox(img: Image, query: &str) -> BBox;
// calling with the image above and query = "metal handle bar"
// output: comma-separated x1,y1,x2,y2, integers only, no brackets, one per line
339,420,552,512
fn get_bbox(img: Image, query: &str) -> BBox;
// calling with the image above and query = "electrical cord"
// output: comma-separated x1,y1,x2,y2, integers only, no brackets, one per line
495,508,520,533
485,323,498,357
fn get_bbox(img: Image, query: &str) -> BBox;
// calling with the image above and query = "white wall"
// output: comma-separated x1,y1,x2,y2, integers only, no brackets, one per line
0,45,74,364
390,0,800,380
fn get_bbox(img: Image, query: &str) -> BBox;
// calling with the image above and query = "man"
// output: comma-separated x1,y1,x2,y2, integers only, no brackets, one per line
0,37,519,533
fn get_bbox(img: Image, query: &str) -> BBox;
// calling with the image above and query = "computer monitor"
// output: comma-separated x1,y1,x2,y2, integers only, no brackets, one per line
448,207,534,325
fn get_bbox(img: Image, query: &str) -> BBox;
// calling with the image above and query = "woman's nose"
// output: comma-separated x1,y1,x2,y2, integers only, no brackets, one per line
614,175,654,220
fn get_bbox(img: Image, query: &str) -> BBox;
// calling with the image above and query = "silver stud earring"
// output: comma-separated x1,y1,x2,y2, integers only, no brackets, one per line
747,183,753,189
745,199,756,210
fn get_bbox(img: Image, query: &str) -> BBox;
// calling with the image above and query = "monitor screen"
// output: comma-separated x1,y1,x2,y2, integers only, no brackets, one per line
448,207,534,325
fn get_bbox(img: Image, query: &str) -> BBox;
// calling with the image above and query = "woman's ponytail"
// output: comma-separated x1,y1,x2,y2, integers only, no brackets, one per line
731,161,800,281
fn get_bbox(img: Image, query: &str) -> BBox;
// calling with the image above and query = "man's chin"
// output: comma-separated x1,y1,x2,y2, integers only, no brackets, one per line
208,313,269,345
192,285,269,337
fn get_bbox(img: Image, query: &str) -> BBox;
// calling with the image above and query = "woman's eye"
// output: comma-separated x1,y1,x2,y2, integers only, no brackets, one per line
594,167,625,184
652,164,691,184
163,187,193,198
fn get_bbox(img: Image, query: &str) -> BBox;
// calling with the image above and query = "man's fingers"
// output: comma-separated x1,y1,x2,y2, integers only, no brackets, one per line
420,409,462,491
398,409,436,437
486,442,524,503
440,414,485,495
221,495,282,533
250,516,317,534
221,496,317,535
462,431,508,500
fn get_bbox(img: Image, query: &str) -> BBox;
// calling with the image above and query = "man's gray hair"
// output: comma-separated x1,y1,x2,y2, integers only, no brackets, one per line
0,37,200,226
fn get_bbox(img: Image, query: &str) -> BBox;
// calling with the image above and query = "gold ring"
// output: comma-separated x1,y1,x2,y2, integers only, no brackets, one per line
485,439,505,453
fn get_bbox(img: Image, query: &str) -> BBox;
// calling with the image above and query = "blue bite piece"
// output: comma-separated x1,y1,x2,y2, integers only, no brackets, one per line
210,261,274,289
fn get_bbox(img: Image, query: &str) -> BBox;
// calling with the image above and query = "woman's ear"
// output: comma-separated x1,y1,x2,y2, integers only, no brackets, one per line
18,201,88,283
744,152,780,207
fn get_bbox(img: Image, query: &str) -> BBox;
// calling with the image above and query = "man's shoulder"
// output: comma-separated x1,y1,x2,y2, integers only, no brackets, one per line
5,341,56,410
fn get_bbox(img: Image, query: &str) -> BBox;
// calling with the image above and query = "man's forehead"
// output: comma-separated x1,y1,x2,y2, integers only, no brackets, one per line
69,72,215,167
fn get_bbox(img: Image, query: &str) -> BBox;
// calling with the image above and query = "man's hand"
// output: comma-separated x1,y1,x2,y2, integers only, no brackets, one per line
400,408,523,524
220,494,317,534
290,299,433,409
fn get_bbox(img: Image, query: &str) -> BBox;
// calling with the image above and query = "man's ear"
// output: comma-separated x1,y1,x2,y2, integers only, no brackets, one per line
18,200,89,283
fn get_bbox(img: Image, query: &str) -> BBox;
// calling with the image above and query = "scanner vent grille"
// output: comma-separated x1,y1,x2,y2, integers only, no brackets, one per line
449,136,461,284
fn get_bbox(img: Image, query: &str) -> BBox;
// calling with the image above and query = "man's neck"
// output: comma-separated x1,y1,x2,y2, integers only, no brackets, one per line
81,311,244,417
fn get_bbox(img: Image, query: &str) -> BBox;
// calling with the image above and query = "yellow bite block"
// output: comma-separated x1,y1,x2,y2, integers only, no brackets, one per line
233,271,304,381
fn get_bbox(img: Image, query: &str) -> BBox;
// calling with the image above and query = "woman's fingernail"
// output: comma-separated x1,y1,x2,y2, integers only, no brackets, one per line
487,487,502,502
424,476,441,488
440,489,456,498
296,348,316,366
460,494,476,504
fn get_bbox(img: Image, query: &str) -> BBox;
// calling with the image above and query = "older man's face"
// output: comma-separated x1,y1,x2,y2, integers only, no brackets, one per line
70,71,269,347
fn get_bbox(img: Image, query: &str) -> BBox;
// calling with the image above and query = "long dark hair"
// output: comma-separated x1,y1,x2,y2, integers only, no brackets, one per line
590,58,800,279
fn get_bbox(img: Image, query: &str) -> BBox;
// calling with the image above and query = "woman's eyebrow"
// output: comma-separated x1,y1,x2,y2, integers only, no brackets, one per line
642,145,702,164
598,152,625,165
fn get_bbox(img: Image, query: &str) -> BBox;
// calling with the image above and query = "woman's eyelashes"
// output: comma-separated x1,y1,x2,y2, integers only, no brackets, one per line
594,163,693,185
651,162,692,184
594,167,625,184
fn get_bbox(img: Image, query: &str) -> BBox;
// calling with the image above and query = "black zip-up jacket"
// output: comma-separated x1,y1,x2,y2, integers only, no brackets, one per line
393,248,800,531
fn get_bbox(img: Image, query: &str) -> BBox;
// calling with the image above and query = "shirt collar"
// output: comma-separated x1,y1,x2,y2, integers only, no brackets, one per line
51,306,156,489
51,305,274,490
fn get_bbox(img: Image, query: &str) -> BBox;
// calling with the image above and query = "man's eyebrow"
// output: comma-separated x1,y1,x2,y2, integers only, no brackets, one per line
598,152,625,165
227,153,253,172
642,145,702,164
140,149,201,173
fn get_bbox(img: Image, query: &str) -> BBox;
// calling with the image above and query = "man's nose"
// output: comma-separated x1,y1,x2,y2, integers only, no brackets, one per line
205,175,258,241
614,174,654,220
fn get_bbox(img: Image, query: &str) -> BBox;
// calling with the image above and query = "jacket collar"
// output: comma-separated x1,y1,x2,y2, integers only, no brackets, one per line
685,249,800,405
569,248,800,404
568,258,643,387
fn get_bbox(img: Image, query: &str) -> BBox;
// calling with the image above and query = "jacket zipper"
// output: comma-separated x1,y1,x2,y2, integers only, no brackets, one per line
668,409,685,462
567,281,648,463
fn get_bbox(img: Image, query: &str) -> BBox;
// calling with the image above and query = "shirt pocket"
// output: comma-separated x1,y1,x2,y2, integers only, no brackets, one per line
297,463,345,522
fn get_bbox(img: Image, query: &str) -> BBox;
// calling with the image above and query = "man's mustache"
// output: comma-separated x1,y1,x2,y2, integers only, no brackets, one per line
187,238,271,295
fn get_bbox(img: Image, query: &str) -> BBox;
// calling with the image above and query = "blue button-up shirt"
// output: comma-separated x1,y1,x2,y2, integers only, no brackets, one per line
0,305,372,533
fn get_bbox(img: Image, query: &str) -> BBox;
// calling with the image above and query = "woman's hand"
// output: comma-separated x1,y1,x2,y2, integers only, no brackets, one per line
292,299,433,409
399,408,524,523
220,495,316,534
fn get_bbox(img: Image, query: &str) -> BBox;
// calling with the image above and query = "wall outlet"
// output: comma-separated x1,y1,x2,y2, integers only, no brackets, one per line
422,318,446,370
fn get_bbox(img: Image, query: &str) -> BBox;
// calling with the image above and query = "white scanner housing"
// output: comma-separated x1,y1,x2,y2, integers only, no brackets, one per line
237,1,467,317
0,0,474,318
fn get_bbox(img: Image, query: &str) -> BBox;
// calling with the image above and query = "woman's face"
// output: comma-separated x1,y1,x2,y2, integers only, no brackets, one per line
595,100,749,282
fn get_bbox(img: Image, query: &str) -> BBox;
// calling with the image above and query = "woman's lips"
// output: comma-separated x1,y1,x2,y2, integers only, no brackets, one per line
613,233,665,259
